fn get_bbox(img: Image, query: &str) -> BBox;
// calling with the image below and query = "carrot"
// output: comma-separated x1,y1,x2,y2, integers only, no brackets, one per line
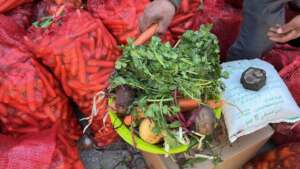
11,127,39,133
87,60,115,67
86,66,99,73
19,114,39,127
60,66,72,96
170,13,194,27
26,83,37,111
170,27,186,34
207,100,224,109
124,115,133,126
133,23,159,46
70,22,98,39
89,73,111,84
43,106,56,122
35,66,57,98
0,104,7,115
71,48,78,76
180,0,190,13
76,43,87,83
178,98,199,111
184,19,193,29
88,69,113,81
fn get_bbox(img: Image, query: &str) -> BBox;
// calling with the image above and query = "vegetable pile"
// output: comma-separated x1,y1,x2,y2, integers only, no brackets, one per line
110,25,226,153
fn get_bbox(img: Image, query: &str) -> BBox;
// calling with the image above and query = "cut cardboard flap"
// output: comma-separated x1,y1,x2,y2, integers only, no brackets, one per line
143,125,274,169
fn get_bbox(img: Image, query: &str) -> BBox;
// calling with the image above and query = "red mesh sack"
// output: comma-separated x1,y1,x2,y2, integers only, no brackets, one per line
224,0,243,9
26,9,120,146
244,143,300,169
49,123,83,169
191,0,243,60
0,14,26,45
280,57,300,105
0,0,32,13
270,58,300,145
33,0,80,21
272,123,300,145
87,0,150,44
0,128,56,169
6,3,33,30
0,14,83,168
161,0,201,45
263,45,300,71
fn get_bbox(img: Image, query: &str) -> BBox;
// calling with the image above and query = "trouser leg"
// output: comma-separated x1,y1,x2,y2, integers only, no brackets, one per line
227,0,291,61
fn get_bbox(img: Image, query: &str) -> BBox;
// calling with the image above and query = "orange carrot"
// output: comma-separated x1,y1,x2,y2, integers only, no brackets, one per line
71,48,78,77
178,98,199,112
124,115,133,126
133,23,158,46
55,56,62,77
26,83,37,112
86,66,99,73
43,105,56,122
76,42,86,83
207,100,224,109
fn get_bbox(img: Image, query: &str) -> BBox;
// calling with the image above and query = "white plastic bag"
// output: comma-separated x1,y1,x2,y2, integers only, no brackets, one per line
222,59,300,143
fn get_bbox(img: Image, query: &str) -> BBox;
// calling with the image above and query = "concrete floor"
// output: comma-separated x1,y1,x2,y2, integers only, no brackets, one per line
79,139,147,169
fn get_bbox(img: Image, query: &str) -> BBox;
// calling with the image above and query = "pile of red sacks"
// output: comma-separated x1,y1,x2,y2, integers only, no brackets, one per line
0,12,82,169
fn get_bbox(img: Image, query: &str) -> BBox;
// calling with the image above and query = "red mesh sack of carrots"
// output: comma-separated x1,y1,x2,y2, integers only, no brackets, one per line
161,0,201,45
0,126,84,169
0,128,56,169
263,45,300,71
49,124,83,169
6,3,33,30
87,0,150,44
244,143,300,169
0,0,32,13
0,51,75,135
0,59,83,168
0,14,27,45
26,9,120,146
191,0,242,60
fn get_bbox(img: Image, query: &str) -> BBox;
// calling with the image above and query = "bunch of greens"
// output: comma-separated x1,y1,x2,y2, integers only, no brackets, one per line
110,25,225,149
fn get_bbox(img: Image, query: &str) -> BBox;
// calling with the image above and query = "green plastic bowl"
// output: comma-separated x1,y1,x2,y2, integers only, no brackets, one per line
109,110,189,155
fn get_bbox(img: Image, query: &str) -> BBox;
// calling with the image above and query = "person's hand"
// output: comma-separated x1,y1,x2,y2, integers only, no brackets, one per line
139,0,175,34
268,15,300,43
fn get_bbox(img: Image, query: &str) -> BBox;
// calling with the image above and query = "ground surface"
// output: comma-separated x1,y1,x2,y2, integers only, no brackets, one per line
79,139,148,169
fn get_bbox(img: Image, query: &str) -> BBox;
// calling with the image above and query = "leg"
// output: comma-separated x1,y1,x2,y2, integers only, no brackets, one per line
227,0,290,61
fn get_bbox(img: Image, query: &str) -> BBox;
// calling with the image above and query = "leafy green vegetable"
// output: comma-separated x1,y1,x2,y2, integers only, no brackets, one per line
33,16,54,28
110,25,225,149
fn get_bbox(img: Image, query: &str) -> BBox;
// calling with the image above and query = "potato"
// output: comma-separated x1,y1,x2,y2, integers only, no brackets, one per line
139,118,163,144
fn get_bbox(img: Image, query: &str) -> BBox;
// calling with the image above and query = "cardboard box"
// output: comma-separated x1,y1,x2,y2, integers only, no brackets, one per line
143,125,274,169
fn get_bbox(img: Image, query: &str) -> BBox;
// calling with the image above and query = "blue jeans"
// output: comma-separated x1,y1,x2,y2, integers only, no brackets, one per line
227,0,300,61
